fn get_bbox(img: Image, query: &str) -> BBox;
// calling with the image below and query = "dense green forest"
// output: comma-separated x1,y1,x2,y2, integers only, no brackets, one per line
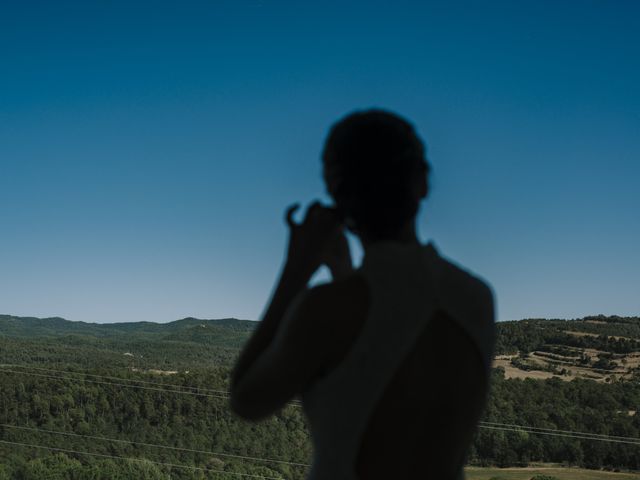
1,314,639,478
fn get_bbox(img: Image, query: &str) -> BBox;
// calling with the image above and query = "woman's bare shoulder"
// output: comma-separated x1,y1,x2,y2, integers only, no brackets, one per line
437,256,494,316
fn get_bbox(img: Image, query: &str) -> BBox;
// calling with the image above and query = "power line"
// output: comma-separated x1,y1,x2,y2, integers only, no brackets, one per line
0,366,303,406
2,366,637,446
4,419,637,457
0,423,311,468
8,358,637,405
479,421,639,442
7,357,636,396
0,368,230,400
478,424,640,446
0,438,285,479
2,364,233,396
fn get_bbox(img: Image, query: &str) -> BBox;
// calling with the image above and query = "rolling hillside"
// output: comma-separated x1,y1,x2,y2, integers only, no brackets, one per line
0,314,639,478
494,316,640,383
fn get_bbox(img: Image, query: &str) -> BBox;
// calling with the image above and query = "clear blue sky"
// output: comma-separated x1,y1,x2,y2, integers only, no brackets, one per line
1,1,638,323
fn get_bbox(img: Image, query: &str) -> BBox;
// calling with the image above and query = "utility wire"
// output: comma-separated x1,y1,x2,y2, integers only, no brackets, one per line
3,367,638,445
1,364,233,396
17,364,304,404
7,359,638,402
0,438,285,479
479,421,639,442
0,368,230,400
5,359,636,395
478,425,640,445
0,423,311,468
0,367,303,406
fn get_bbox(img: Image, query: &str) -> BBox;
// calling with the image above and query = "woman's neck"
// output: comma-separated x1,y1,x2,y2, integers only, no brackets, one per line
359,222,420,252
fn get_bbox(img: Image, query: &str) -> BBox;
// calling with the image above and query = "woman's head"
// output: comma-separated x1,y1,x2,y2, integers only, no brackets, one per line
322,109,430,240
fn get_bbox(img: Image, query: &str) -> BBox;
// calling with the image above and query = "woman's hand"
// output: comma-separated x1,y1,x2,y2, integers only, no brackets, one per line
230,201,354,416
322,226,353,280
284,201,352,279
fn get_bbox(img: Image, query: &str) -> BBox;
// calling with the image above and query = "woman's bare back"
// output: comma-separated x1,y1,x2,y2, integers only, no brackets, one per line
313,273,489,479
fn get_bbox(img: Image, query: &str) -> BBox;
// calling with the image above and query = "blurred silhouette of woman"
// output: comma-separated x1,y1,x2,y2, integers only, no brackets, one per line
230,109,496,480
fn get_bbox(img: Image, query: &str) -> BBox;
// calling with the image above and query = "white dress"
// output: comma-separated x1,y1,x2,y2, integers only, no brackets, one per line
301,241,496,480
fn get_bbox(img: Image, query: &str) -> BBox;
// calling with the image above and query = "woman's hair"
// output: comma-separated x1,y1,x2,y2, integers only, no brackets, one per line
322,109,430,239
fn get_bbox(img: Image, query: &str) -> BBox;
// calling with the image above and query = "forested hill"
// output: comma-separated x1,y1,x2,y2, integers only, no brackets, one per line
3,312,640,383
1,313,639,478
0,315,256,370
0,315,256,339
3,313,639,355
495,315,640,355
4,313,638,342
2,313,640,372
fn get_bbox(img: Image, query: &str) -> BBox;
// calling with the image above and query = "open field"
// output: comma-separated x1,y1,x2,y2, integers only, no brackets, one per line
465,466,640,480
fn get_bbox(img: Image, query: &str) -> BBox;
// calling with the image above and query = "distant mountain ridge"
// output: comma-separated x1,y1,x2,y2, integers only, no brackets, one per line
3,313,639,341
0,314,256,339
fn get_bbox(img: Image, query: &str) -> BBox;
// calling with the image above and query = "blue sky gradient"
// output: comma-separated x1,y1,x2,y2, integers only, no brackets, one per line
1,1,639,323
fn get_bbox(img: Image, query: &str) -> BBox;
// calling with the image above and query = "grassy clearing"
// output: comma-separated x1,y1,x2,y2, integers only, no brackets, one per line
464,466,639,480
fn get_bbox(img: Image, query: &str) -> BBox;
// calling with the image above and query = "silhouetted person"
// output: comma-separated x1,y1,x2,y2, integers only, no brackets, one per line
230,110,496,480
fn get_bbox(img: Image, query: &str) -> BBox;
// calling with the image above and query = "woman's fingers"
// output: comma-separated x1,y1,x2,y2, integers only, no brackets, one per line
303,201,323,222
284,201,346,275
285,203,301,228
287,201,341,232
305,201,342,226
